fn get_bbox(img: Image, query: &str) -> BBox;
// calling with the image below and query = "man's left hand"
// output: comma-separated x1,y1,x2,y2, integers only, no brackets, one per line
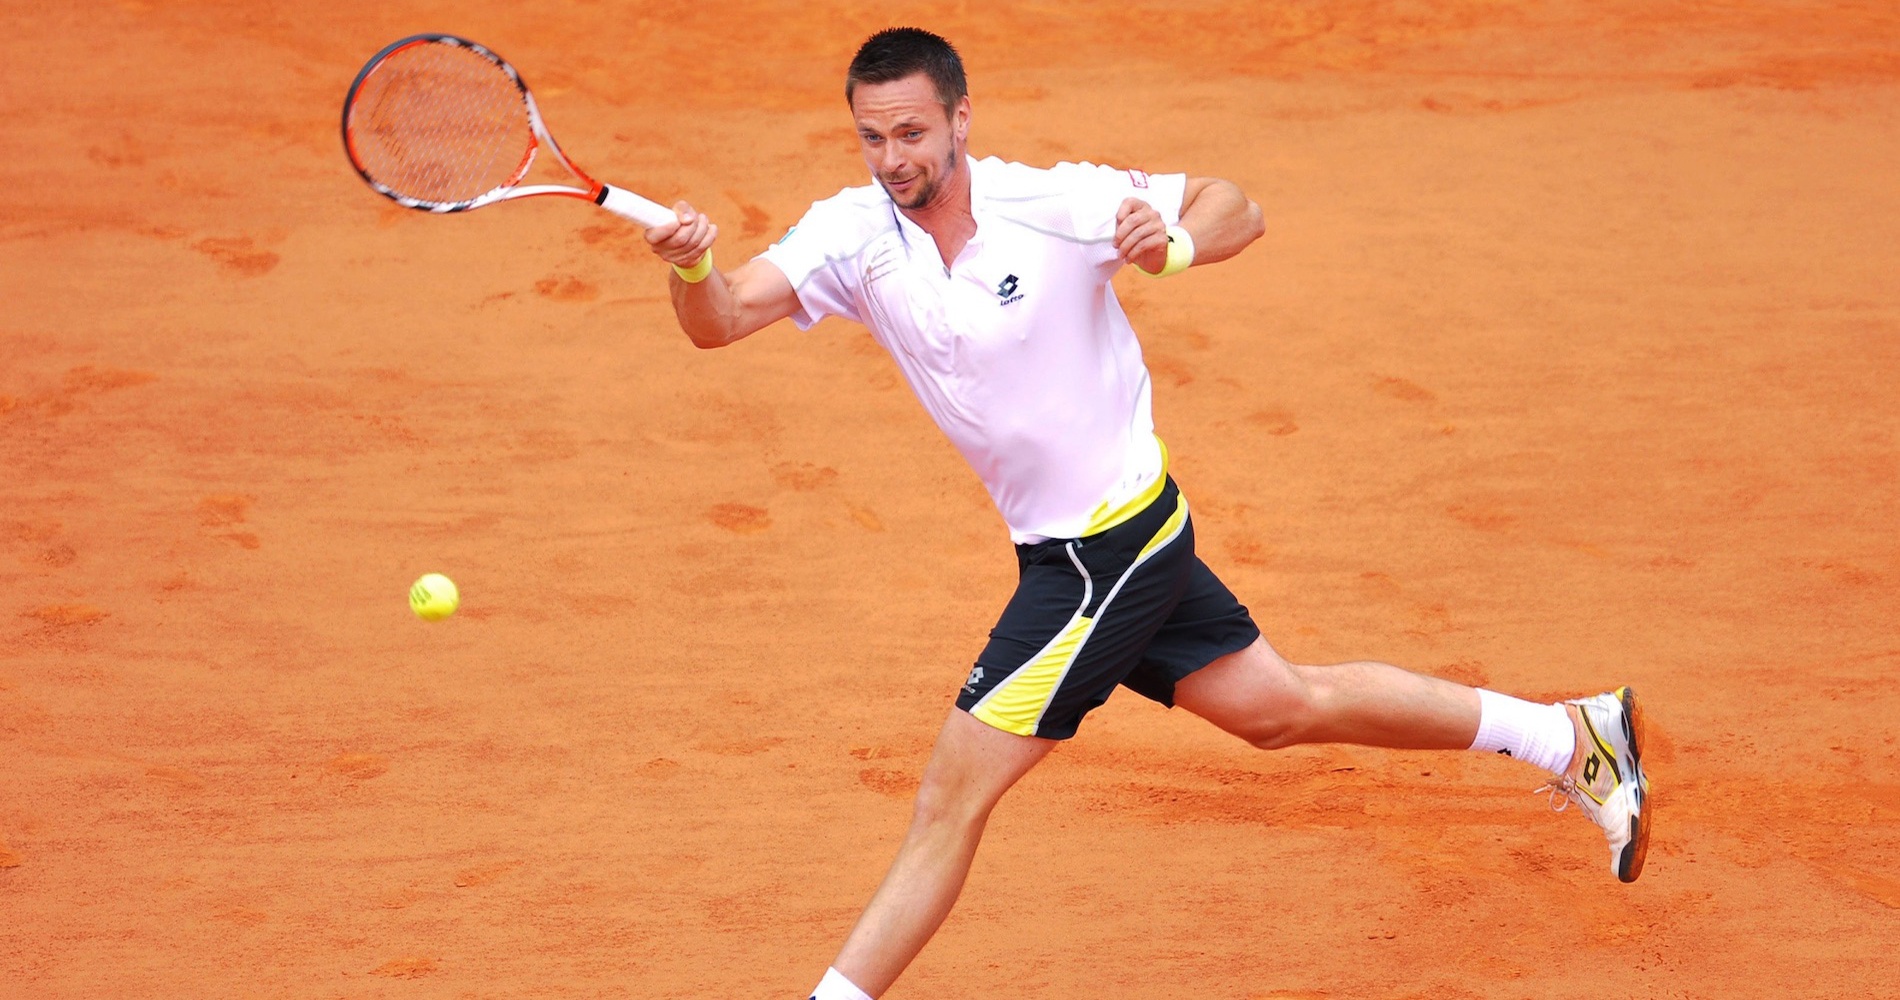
1114,198,1170,274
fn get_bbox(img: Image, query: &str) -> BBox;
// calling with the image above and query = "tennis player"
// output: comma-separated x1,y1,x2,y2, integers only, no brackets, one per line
640,28,1650,1000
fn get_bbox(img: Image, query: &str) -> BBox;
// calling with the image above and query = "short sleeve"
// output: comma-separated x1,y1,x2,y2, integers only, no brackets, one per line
755,202,864,330
1050,162,1188,268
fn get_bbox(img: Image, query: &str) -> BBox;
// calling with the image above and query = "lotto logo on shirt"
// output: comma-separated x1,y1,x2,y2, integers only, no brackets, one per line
996,274,1024,306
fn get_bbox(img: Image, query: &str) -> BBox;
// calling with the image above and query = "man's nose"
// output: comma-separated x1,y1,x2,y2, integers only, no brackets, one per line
879,142,906,173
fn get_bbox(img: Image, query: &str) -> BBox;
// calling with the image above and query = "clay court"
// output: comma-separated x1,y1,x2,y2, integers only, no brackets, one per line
5,1,1898,997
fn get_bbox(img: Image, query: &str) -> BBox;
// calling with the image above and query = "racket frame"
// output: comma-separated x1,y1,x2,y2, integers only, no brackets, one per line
341,33,672,226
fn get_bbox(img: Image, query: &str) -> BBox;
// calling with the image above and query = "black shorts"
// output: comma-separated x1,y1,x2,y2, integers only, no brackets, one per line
956,477,1261,740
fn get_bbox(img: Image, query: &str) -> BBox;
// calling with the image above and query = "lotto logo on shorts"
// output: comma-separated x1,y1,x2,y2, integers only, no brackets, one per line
1128,169,1149,188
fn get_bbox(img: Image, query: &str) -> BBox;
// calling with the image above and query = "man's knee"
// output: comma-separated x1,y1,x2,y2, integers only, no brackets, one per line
1234,699,1309,750
904,713,1049,833
1182,654,1325,750
908,770,998,834
1237,718,1300,751
1245,662,1361,749
1259,662,1340,746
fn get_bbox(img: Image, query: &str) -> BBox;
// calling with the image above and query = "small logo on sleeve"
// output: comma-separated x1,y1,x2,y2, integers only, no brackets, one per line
1128,169,1149,188
996,274,1023,305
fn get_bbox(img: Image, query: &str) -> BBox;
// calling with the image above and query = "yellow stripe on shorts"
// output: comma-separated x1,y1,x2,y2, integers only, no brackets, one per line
1078,436,1170,537
972,614,1094,736
969,490,1191,738
1138,494,1188,561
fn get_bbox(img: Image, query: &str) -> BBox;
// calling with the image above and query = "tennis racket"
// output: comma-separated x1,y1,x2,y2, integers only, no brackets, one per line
341,33,673,227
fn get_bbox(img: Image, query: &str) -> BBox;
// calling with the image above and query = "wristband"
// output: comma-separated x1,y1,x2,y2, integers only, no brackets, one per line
672,250,713,284
1150,225,1195,278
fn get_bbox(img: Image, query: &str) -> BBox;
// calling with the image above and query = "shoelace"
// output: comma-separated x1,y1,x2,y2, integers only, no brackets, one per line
1533,775,1581,813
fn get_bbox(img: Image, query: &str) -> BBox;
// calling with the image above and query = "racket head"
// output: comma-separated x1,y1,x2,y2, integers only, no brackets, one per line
342,34,548,213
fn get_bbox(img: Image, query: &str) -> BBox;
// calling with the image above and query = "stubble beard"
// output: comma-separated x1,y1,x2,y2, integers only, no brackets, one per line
884,143,962,211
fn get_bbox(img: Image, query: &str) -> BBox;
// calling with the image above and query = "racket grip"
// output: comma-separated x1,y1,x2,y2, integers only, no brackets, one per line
595,184,675,228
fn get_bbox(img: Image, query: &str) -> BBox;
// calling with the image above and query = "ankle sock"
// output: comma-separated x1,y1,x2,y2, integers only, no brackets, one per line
810,967,874,1000
1469,689,1575,775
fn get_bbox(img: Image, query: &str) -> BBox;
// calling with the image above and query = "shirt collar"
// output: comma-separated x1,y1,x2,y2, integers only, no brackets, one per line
884,155,986,249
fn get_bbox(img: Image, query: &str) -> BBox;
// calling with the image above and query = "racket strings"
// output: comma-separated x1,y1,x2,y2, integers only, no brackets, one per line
349,41,533,206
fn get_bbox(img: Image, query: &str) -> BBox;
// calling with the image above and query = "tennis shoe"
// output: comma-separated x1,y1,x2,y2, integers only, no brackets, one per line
1537,686,1650,883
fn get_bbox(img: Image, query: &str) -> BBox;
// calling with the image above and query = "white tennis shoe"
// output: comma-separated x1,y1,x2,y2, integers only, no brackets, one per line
1538,686,1651,883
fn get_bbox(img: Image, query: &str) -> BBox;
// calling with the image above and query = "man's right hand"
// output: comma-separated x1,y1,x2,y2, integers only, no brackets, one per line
638,200,801,350
644,201,719,269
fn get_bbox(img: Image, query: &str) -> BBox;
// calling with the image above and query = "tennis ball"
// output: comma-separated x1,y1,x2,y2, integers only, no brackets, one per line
409,573,459,621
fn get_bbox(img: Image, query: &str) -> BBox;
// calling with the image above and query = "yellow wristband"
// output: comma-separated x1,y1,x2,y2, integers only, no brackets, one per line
1150,225,1194,278
672,250,713,284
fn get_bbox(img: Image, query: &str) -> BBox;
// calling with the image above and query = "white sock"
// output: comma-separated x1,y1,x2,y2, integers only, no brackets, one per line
810,967,874,1000
1469,689,1575,775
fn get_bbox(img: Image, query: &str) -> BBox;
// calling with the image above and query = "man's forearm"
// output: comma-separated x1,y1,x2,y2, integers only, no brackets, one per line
669,268,743,349
1179,180,1264,266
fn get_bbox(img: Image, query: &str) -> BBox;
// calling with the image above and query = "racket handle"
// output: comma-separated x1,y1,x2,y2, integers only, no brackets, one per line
595,183,675,228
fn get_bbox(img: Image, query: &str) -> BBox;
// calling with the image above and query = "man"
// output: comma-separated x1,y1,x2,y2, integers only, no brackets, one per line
640,28,1650,1000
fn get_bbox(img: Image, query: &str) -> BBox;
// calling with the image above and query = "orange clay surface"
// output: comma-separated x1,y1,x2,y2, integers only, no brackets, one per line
5,3,1899,998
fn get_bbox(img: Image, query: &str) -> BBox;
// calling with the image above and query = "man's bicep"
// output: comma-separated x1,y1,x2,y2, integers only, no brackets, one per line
724,257,803,338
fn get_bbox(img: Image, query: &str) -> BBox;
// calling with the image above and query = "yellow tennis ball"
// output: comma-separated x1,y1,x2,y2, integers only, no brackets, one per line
409,573,459,621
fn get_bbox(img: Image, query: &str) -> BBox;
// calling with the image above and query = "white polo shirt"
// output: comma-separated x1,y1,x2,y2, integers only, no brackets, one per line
757,156,1187,543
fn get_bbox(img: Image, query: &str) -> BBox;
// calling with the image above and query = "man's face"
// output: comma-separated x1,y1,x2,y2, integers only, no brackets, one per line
851,72,969,211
